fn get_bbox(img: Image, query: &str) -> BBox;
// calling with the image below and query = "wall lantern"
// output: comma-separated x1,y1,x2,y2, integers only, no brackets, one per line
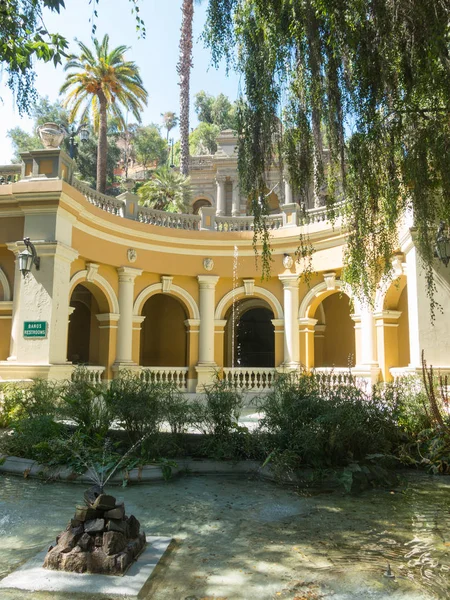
18,238,40,276
434,221,450,267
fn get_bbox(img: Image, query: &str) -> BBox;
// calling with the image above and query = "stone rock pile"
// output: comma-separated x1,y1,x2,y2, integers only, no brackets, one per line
43,485,146,574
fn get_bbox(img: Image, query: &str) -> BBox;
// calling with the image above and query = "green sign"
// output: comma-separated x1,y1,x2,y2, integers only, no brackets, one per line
23,321,47,339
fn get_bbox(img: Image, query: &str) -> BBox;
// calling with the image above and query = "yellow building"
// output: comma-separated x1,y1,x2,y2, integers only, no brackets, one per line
0,147,449,392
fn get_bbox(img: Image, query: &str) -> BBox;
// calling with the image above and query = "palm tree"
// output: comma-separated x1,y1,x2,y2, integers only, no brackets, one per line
161,111,178,142
138,167,192,212
60,35,148,194
178,0,202,177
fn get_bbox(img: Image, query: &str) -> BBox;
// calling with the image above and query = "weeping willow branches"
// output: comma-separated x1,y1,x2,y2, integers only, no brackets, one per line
205,0,450,312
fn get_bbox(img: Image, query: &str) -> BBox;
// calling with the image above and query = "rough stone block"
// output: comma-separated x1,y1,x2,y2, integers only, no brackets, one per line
75,506,102,522
104,503,125,520
89,549,117,574
127,515,140,539
92,494,116,511
78,533,94,552
103,531,127,556
107,519,127,534
94,533,103,547
84,518,105,534
55,529,82,553
60,551,91,573
43,548,62,570
84,484,102,507
115,550,131,573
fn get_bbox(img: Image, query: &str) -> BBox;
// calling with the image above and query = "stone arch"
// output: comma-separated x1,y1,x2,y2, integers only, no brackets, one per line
0,267,11,301
133,283,200,320
374,274,407,312
215,286,284,320
299,279,352,319
69,270,119,314
192,196,213,215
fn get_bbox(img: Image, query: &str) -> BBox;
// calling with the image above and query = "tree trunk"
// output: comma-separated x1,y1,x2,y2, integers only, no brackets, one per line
97,92,108,194
178,0,194,177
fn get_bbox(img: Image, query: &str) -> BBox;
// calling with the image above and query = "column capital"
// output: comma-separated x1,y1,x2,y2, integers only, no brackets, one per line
373,310,402,323
279,274,299,288
215,174,227,184
198,275,219,288
96,313,120,323
117,266,143,283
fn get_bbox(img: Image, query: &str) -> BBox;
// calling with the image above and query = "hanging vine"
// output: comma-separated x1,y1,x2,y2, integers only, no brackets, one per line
204,0,450,314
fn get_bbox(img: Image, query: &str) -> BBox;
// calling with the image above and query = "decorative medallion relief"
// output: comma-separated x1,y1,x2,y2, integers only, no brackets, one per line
127,249,137,263
203,258,214,271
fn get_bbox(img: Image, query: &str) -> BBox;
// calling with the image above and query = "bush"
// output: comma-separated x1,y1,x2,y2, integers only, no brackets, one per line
190,377,244,436
377,376,432,438
104,371,162,444
0,379,60,427
259,373,400,468
59,368,111,437
1,415,64,462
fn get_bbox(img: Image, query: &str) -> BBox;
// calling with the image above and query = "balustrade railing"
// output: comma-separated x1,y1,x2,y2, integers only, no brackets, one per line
215,214,283,232
71,365,106,383
312,367,355,387
137,206,200,230
299,201,346,225
72,178,125,216
4,167,345,233
139,367,188,390
223,367,276,391
0,165,21,185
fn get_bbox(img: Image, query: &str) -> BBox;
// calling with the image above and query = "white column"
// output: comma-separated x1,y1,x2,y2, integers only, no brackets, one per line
404,245,422,368
115,266,142,365
197,275,219,365
231,179,240,216
353,302,380,384
283,174,293,205
279,274,300,366
215,176,226,216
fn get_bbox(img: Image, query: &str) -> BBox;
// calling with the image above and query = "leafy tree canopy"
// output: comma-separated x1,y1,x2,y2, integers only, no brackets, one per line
0,0,145,114
194,90,237,130
190,121,221,155
138,166,192,212
133,125,168,171
205,0,450,310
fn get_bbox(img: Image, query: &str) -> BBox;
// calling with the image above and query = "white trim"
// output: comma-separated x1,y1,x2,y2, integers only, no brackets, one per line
69,270,120,314
0,267,11,301
133,282,200,320
298,279,351,319
214,285,284,320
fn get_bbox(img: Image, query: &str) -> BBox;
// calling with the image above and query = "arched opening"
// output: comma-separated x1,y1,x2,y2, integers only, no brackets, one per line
380,278,410,376
140,294,187,366
192,198,212,215
225,299,275,367
68,283,108,365
313,293,355,367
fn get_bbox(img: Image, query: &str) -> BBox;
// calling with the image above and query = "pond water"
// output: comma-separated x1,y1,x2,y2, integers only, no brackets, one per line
0,471,449,599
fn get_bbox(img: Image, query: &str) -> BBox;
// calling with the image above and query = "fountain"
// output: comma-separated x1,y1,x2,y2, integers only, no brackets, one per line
231,244,239,369
43,484,146,574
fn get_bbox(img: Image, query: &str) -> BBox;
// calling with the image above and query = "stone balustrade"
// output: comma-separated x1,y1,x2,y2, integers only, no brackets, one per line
137,206,201,230
139,367,189,390
72,178,125,217
223,367,276,391
71,366,106,383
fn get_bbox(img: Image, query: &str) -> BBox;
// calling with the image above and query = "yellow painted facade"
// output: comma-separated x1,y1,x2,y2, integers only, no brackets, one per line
0,149,449,390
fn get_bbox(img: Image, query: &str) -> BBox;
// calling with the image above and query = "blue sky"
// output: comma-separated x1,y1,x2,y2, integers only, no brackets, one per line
0,0,241,163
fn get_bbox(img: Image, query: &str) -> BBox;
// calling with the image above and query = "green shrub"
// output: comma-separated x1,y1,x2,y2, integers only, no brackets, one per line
191,377,244,437
0,379,60,426
259,373,400,468
2,415,64,462
377,376,432,437
159,383,191,434
59,368,111,437
104,371,162,444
